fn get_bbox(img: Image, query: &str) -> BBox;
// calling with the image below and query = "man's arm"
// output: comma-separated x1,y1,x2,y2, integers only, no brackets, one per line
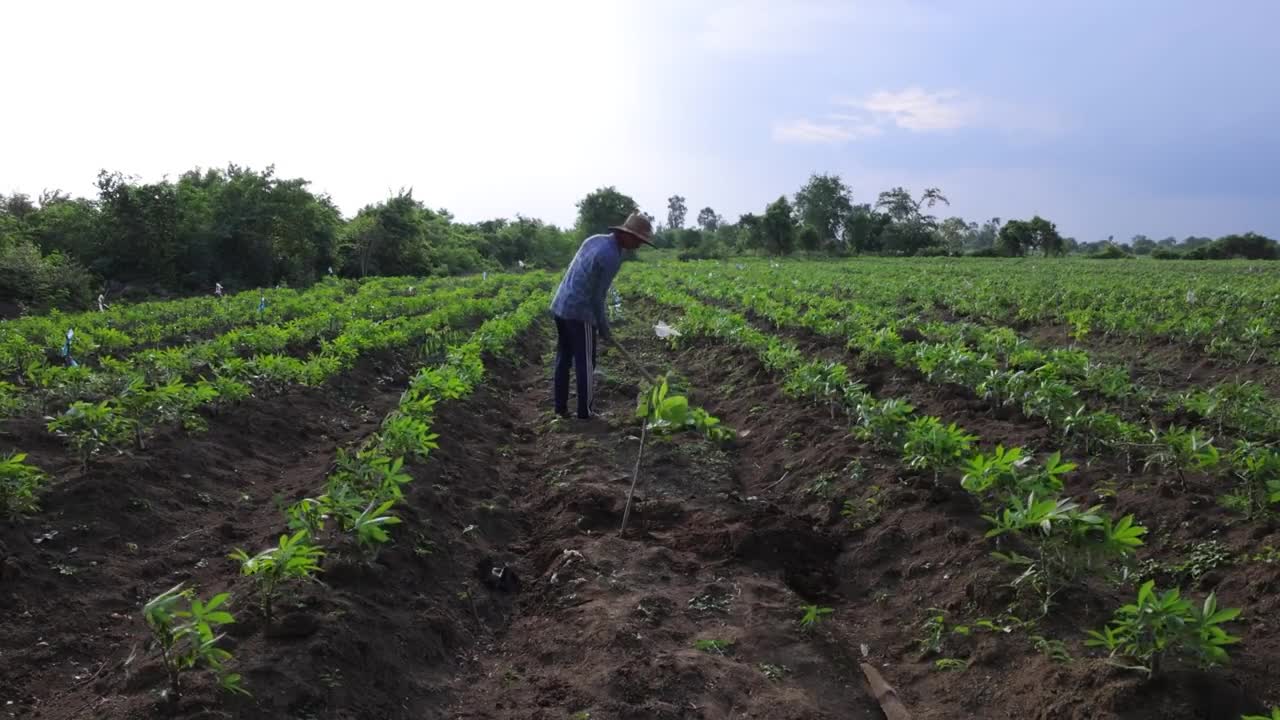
591,254,620,340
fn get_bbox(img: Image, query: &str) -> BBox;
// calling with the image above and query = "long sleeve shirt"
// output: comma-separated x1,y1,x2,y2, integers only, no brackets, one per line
550,233,623,339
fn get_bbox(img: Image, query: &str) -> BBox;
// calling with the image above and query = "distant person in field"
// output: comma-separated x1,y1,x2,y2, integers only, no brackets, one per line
550,212,653,419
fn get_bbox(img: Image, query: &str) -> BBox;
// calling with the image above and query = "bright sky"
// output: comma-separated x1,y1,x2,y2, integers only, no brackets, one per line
3,0,1278,241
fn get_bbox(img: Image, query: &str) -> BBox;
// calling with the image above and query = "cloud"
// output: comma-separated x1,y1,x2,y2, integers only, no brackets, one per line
773,119,882,144
855,88,979,131
775,87,1064,145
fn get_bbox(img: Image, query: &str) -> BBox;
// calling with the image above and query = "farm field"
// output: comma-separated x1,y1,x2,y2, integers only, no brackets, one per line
1,257,1279,719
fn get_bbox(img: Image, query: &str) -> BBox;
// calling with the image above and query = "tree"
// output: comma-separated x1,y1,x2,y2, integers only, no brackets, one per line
760,196,797,255
696,207,721,232
1030,216,1066,257
96,170,178,282
997,215,1064,257
2,193,36,220
794,173,854,248
936,217,974,254
575,186,638,237
29,194,101,261
1131,234,1156,255
676,228,704,250
971,217,1000,250
842,204,888,254
738,212,763,252
997,219,1031,256
666,195,687,231
875,187,949,254
1193,232,1278,260
798,225,821,252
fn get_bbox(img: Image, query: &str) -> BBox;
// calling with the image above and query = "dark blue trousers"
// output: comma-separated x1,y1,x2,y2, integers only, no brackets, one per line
553,315,597,418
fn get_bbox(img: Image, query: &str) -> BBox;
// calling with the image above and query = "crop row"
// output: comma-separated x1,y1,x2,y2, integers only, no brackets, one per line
99,288,552,704
0,275,440,373
668,264,1280,520
719,257,1280,360
758,261,1278,422
2,274,529,418
32,273,550,472
620,270,1248,677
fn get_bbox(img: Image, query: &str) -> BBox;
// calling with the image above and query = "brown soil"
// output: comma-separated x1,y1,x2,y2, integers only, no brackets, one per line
1,308,1277,719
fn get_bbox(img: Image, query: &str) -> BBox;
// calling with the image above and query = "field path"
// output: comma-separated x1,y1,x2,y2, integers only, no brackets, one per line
444,315,879,719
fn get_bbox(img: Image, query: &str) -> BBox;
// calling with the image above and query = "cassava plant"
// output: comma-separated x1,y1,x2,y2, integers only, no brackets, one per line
0,451,47,517
901,416,977,482
46,400,131,469
986,494,1146,614
1085,580,1241,677
142,583,246,703
620,374,735,532
229,530,325,625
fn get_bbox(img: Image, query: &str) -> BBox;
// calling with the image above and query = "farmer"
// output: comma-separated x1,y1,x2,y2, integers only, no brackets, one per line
550,212,653,419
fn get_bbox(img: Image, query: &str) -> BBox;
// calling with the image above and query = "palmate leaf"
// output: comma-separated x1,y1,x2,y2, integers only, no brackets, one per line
1102,514,1147,552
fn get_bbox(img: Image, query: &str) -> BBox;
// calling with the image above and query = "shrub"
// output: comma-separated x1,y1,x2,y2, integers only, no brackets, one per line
1088,243,1133,260
0,241,96,309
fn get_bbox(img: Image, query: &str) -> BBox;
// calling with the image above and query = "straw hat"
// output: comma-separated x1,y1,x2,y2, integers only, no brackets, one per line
610,212,655,246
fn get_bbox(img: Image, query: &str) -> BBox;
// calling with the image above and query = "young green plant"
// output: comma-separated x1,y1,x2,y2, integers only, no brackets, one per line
229,530,325,625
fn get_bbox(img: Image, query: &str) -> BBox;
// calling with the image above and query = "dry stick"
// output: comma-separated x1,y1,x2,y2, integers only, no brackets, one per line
618,423,649,534
859,662,912,720
608,338,656,385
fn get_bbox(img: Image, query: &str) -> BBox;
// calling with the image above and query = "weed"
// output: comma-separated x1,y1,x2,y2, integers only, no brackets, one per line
806,473,836,499
757,663,789,681
841,484,885,529
687,587,733,614
692,638,733,654
1029,635,1073,663
934,658,967,671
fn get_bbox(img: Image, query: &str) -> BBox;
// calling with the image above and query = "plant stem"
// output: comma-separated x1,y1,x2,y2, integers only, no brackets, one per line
619,424,648,534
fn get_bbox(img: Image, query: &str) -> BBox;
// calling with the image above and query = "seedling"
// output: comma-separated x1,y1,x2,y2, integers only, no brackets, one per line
620,375,734,532
692,638,733,654
142,583,246,702
351,498,402,560
798,604,833,630
933,658,967,672
229,530,325,625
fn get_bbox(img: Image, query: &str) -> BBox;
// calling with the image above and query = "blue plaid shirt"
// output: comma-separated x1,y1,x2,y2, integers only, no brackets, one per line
550,233,623,339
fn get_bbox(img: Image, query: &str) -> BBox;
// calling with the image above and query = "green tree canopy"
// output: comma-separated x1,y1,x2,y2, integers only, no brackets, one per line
696,206,721,232
575,186,638,238
666,194,687,230
794,173,853,248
